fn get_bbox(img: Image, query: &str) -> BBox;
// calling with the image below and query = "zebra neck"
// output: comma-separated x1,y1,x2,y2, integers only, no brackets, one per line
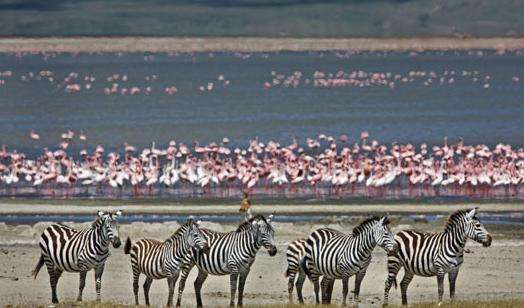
167,230,192,259
442,224,468,254
91,223,110,252
238,229,261,256
346,231,376,260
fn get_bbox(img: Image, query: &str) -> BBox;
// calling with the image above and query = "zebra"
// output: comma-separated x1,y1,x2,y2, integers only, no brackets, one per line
285,238,308,303
175,214,277,307
383,207,492,306
32,210,122,304
302,216,397,305
286,239,356,304
123,218,210,306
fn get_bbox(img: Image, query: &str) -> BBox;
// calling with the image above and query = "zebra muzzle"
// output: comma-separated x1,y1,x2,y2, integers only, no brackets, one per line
112,237,122,248
267,245,277,256
483,234,492,247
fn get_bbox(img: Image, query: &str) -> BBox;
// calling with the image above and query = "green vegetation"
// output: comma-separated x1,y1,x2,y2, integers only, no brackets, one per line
0,0,522,37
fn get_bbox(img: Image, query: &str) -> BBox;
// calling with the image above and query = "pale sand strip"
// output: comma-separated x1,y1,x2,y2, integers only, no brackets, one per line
0,202,521,215
0,37,523,53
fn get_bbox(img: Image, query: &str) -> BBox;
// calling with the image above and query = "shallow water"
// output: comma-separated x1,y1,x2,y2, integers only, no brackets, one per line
1,50,524,155
1,212,521,225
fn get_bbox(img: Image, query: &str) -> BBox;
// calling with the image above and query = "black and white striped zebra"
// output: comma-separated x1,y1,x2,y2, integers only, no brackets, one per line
383,208,492,306
285,238,309,303
32,210,122,304
123,218,210,306
302,216,396,305
175,214,277,307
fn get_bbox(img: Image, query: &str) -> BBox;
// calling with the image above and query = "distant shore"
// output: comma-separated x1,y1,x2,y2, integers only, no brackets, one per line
0,37,523,53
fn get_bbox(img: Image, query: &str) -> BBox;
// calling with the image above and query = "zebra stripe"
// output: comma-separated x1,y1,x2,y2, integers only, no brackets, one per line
32,210,122,304
285,238,307,303
176,214,277,307
124,218,209,306
384,208,492,306
303,216,396,305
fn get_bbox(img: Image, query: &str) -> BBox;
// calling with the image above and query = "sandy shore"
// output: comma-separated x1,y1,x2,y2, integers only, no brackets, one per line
0,202,522,216
0,37,523,53
1,219,523,307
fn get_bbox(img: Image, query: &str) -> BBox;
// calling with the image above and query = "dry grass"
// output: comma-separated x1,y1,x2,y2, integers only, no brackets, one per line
9,298,524,307
0,37,524,53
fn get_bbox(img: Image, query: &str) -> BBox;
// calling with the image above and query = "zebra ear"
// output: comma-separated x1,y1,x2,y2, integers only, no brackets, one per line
380,215,390,226
97,210,104,217
196,220,202,226
466,208,477,220
267,214,274,223
115,210,122,217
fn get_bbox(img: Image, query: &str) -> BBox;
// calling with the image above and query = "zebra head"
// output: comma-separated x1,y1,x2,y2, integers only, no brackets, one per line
97,210,122,248
251,214,277,256
463,208,492,247
373,216,397,254
185,219,210,254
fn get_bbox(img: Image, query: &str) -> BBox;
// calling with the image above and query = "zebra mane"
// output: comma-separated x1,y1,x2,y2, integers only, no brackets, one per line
445,209,471,232
91,216,104,228
168,219,194,240
352,217,382,236
236,214,271,232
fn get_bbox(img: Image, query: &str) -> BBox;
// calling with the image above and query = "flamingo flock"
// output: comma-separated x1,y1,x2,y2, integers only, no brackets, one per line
263,69,520,90
1,49,522,97
1,131,524,199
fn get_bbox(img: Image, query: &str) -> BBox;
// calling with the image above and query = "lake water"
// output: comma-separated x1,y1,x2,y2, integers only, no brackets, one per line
1,50,523,156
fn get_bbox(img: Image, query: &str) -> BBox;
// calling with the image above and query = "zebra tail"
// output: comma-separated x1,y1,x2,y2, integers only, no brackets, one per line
300,257,311,278
124,237,132,254
393,277,398,289
32,255,44,279
284,267,291,278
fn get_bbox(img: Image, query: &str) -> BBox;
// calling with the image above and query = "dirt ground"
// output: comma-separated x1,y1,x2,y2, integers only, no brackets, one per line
0,220,523,307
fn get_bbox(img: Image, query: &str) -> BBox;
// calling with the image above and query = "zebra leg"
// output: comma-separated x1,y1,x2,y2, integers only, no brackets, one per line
311,274,321,304
437,273,445,305
448,268,459,301
143,277,153,306
400,272,414,306
94,264,105,302
384,256,402,306
47,266,62,304
326,278,335,303
229,272,239,307
167,273,179,307
176,265,193,307
194,270,208,308
287,272,296,303
354,269,367,302
237,268,251,306
320,276,334,304
133,271,140,305
342,277,349,306
76,271,87,301
296,270,306,304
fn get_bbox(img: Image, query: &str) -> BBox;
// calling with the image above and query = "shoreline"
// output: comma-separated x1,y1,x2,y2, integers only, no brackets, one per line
0,202,521,216
0,37,524,53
